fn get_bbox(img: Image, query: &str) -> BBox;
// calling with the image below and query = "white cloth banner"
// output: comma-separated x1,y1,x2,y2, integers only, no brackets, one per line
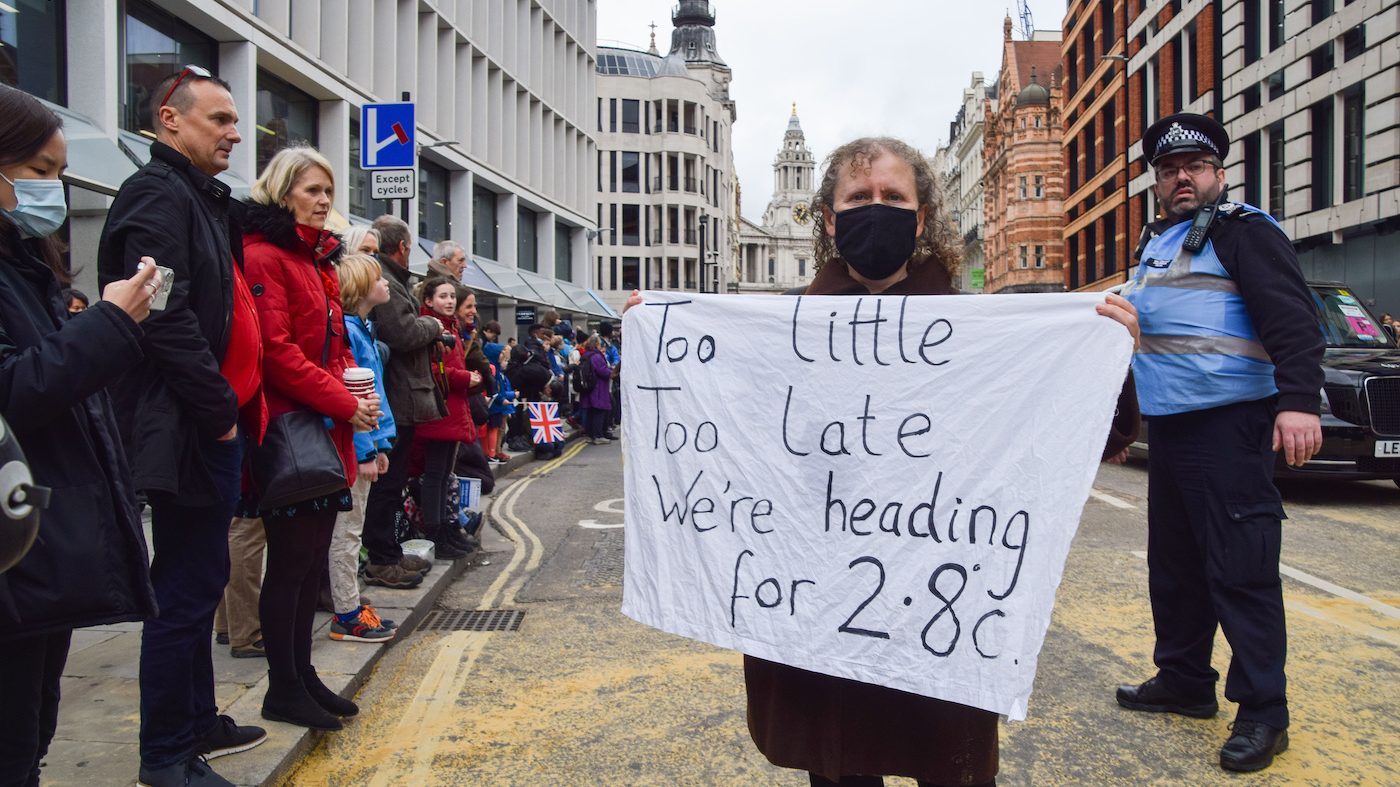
620,291,1133,720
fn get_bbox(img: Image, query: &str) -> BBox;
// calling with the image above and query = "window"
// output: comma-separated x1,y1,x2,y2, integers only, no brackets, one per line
1019,245,1028,269
609,98,616,132
1244,0,1262,64
609,151,616,193
798,259,807,277
621,151,640,193
622,257,640,290
1069,235,1080,289
255,70,318,175
1311,99,1334,211
1312,0,1333,24
1242,83,1261,112
1085,223,1098,283
1268,122,1286,219
1034,115,1042,128
473,186,497,259
518,206,538,272
1310,42,1334,79
1343,24,1365,61
1170,38,1183,112
621,99,640,133
768,258,775,278
555,225,572,281
1102,100,1116,161
1034,245,1045,269
621,204,640,245
1186,22,1200,102
1103,210,1117,275
122,0,215,133
1,0,66,104
1267,69,1286,101
1034,175,1044,198
347,118,390,219
1269,0,1286,51
1343,86,1364,202
1069,138,1080,192
418,160,450,243
1243,131,1263,207
1019,176,1028,199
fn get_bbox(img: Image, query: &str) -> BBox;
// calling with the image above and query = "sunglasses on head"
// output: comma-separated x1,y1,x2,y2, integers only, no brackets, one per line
159,64,214,109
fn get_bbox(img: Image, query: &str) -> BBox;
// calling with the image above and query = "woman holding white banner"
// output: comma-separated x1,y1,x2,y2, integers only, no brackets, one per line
621,137,1140,786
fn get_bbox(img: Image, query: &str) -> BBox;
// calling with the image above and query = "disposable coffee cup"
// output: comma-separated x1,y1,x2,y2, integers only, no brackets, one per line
343,367,375,398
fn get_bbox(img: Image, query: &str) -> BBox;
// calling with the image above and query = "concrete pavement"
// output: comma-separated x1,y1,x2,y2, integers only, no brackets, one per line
39,441,561,787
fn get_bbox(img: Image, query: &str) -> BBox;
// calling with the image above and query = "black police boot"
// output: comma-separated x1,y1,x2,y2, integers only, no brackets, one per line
1115,675,1218,718
1220,720,1288,772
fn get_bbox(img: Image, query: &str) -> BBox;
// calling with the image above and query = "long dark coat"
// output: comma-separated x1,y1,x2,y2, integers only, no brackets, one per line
744,257,1140,784
97,141,242,505
0,231,157,637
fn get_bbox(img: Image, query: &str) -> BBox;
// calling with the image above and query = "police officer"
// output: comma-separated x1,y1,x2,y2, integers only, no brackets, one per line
1116,113,1324,773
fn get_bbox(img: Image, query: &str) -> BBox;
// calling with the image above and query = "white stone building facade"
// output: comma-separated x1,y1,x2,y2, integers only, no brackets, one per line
19,0,612,326
944,72,996,293
1219,0,1399,310
591,0,738,309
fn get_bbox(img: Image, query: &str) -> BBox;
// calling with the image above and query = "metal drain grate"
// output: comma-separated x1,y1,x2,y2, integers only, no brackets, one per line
417,609,525,632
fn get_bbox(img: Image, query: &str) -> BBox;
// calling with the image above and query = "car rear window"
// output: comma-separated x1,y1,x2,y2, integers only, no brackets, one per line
1310,286,1397,349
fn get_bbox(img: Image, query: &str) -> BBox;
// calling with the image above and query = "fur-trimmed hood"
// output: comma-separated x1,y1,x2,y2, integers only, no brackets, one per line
241,200,343,266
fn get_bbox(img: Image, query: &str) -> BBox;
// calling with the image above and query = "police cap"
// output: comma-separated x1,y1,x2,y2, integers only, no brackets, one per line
1143,113,1230,165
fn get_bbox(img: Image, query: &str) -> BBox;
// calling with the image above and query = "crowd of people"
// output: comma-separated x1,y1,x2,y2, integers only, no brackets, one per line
0,74,620,787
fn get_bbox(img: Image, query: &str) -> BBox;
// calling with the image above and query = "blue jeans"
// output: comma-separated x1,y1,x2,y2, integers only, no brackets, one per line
139,436,244,768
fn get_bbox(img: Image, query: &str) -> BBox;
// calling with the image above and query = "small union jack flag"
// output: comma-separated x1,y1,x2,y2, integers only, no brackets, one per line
527,401,564,444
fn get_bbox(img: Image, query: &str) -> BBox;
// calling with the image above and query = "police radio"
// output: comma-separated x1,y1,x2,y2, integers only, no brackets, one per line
1182,191,1227,253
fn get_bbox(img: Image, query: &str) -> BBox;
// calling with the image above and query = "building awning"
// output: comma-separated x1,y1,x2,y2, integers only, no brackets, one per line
518,269,590,314
116,130,252,200
558,280,621,319
38,99,137,196
473,257,550,305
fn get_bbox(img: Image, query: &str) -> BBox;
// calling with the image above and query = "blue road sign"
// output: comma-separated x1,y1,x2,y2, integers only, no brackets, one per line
360,103,415,170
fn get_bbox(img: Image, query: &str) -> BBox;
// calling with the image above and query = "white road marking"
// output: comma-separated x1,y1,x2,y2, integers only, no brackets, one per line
1089,489,1137,509
578,519,624,529
593,497,625,514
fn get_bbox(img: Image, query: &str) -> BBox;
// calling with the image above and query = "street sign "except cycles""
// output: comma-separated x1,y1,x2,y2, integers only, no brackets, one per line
370,169,415,200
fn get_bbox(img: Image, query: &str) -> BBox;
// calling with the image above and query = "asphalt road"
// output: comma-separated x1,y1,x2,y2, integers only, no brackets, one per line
285,437,1399,786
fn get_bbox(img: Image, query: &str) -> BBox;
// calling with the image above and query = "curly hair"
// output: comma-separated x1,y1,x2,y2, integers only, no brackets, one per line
811,137,960,280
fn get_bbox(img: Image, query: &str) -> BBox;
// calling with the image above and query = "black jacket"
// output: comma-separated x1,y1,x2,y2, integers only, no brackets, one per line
371,253,446,425
0,230,158,638
97,141,242,503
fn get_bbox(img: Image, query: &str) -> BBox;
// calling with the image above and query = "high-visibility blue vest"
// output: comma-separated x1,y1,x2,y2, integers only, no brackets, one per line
1122,202,1281,416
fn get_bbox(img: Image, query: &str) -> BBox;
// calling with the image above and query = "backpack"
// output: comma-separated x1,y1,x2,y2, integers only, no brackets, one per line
572,355,597,396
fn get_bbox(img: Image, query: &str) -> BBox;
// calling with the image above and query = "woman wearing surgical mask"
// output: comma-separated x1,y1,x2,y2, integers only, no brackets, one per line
737,137,1142,787
0,84,166,785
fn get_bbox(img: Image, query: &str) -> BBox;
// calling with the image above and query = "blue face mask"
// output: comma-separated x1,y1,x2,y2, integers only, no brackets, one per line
0,173,67,239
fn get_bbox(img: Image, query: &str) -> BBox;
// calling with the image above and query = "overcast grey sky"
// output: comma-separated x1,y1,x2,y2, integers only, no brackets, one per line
597,0,1067,222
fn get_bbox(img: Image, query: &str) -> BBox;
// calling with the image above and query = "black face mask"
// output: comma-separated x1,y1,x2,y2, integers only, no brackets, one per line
834,204,919,281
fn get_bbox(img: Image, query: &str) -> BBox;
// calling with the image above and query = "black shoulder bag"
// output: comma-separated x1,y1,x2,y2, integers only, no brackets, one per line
251,295,349,510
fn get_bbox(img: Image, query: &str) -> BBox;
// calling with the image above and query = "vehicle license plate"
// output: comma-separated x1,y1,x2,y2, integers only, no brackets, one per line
1376,440,1400,458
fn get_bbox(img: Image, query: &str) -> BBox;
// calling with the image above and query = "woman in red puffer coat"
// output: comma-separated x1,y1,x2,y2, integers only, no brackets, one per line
242,146,379,733
413,276,483,557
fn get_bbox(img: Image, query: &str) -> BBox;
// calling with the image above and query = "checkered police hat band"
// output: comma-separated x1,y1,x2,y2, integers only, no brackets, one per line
1155,122,1219,158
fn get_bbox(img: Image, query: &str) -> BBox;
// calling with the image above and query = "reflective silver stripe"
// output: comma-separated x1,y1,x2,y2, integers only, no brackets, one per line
1139,334,1272,362
1140,272,1241,293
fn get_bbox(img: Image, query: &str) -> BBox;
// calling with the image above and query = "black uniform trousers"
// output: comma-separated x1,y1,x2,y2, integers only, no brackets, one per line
1146,396,1289,730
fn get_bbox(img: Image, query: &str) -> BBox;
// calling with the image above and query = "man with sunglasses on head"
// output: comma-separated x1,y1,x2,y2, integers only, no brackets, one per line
99,66,267,787
1116,113,1323,774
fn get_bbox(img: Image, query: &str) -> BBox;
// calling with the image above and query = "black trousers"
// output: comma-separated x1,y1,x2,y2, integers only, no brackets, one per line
0,629,71,787
260,508,338,684
455,439,495,497
1146,397,1289,729
363,424,414,566
419,440,457,529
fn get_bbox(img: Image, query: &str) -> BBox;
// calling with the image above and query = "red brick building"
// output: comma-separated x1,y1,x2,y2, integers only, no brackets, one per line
984,17,1066,294
1064,0,1222,291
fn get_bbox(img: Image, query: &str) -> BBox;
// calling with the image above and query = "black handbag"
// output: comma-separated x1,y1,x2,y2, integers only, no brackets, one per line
251,294,348,510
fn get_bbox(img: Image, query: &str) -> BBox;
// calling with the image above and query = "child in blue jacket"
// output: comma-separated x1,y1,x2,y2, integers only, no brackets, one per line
482,341,518,462
329,254,401,643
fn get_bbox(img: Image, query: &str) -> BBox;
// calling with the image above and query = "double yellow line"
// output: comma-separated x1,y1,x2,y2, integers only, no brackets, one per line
365,437,588,785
